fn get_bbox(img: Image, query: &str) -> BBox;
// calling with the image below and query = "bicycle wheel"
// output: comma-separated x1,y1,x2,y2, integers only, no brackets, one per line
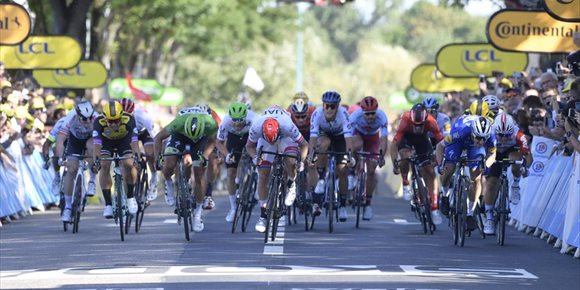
242,172,257,232
264,176,279,243
116,178,125,242
451,176,461,245
458,177,469,247
178,172,191,241
419,178,434,235
497,179,509,246
355,169,365,229
328,171,335,234
71,173,83,234
271,178,285,241
135,168,148,233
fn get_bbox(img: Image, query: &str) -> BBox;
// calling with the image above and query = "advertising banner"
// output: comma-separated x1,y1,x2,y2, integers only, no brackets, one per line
0,3,31,45
544,0,580,22
33,61,108,88
487,10,579,53
410,64,479,93
436,43,528,77
156,87,184,106
108,78,164,101
0,36,82,69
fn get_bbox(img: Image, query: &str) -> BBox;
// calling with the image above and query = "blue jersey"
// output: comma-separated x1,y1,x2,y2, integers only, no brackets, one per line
349,108,388,136
445,115,496,151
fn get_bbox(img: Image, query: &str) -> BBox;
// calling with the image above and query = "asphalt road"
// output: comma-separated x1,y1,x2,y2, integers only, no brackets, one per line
1,185,578,290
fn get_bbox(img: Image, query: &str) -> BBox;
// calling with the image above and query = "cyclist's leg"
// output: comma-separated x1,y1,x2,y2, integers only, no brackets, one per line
255,138,274,231
398,134,414,189
84,138,97,196
440,142,461,193
466,146,485,216
143,135,157,196
281,137,299,205
331,134,349,219
99,143,114,218
414,135,437,209
360,132,379,205
63,135,85,211
350,133,363,190
508,150,523,194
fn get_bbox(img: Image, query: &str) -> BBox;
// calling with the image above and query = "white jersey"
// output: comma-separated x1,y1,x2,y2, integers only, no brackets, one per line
48,117,67,142
217,110,257,141
133,108,156,137
310,106,352,138
248,106,303,144
59,110,98,140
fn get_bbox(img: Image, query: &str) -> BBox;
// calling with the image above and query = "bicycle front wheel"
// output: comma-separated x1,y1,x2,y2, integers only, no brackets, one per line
497,179,509,246
264,177,279,243
355,170,365,229
458,177,470,247
71,173,83,234
328,172,335,234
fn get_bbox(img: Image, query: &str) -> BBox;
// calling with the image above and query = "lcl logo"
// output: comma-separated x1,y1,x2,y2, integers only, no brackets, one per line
463,50,501,62
18,42,55,54
55,66,85,76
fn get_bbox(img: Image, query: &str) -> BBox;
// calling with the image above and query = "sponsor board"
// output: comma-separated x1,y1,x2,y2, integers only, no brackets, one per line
544,0,580,22
410,64,479,93
0,3,31,45
33,61,108,88
0,36,81,69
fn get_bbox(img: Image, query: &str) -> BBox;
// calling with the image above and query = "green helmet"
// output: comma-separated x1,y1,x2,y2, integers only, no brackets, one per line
228,102,247,119
184,115,206,141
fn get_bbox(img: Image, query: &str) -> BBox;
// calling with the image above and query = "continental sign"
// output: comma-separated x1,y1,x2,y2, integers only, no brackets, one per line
436,43,528,78
487,10,579,53
544,0,580,22
410,64,479,93
108,78,164,101
0,2,31,45
0,36,82,69
33,61,108,88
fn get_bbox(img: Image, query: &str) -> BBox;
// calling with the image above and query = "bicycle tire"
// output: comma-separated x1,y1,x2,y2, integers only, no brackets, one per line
498,179,508,246
355,168,365,228
458,177,469,247
419,178,434,235
416,178,429,234
452,176,461,245
241,173,256,232
264,176,279,243
71,173,83,234
125,214,132,235
135,167,148,233
116,176,125,242
231,193,242,233
328,171,335,234
271,178,285,241
179,171,191,241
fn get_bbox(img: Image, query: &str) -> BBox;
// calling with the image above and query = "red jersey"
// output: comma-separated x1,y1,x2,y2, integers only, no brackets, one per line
496,129,530,155
287,106,316,138
393,112,443,144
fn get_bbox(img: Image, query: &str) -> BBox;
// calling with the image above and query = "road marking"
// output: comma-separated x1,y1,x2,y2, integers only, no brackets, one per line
400,265,538,279
263,216,286,255
163,219,177,224
394,219,408,223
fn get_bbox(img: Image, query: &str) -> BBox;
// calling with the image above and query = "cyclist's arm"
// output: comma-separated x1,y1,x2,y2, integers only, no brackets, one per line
202,136,216,160
216,139,228,157
298,138,309,162
245,140,257,159
380,136,388,155
128,117,140,156
55,132,67,159
435,140,446,165
153,127,170,161
41,138,52,160
484,150,496,168
389,138,399,165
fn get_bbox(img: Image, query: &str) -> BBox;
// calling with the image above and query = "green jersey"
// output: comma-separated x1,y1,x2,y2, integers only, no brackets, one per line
166,113,217,141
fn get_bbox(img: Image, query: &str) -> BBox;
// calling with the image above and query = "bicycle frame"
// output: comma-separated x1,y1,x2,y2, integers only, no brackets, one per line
101,155,132,242
353,150,382,229
449,156,483,247
495,159,524,246
232,150,258,233
68,154,90,234
399,153,434,234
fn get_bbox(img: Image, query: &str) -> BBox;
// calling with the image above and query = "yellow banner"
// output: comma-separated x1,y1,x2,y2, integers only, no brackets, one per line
487,10,579,53
33,61,108,88
0,3,31,45
436,43,528,78
0,36,81,69
544,0,580,22
410,64,479,93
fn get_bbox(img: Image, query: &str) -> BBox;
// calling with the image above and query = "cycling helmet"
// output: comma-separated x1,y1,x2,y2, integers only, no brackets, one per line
184,115,206,141
410,103,428,125
103,101,123,120
482,95,500,112
472,116,492,139
494,113,515,136
290,98,308,114
360,96,378,112
293,91,309,101
467,99,490,117
228,102,248,119
197,103,210,114
422,97,439,110
262,118,280,144
119,98,135,114
75,101,95,119
322,90,341,104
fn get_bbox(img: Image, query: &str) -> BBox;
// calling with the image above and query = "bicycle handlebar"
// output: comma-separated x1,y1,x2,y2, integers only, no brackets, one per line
258,149,299,160
100,156,132,161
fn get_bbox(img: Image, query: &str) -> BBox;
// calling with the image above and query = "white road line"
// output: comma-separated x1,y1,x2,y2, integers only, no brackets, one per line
394,219,408,223
263,216,286,255
163,219,177,224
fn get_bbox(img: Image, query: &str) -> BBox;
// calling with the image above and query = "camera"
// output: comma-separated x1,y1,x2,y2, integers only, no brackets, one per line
567,50,580,77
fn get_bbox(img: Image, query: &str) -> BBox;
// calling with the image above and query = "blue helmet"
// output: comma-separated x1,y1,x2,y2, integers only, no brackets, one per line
422,97,439,110
322,90,341,104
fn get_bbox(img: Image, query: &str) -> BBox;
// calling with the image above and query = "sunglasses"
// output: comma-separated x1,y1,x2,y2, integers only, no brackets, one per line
496,133,513,138
324,103,337,110
80,116,91,122
474,136,486,142
232,118,245,123
106,119,121,125
295,114,307,119
364,111,376,116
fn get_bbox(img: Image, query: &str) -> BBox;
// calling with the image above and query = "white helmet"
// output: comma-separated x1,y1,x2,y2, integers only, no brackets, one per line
482,95,500,112
472,116,492,139
75,101,94,119
196,103,209,113
290,98,308,114
494,112,515,136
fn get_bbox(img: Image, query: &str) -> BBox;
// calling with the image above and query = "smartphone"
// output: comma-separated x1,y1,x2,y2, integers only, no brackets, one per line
575,101,580,111
479,74,486,83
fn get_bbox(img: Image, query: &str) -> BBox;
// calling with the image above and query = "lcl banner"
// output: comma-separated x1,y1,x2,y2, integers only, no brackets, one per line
0,36,82,69
544,0,580,22
33,61,108,88
410,64,479,93
436,43,528,78
487,10,579,53
0,2,31,45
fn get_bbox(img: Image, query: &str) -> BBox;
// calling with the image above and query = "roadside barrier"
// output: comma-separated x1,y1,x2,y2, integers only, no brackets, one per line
510,136,579,258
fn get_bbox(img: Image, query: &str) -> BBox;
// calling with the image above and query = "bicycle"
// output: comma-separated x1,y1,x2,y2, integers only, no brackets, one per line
66,154,91,234
310,150,350,233
397,152,435,235
162,152,194,241
353,150,383,229
494,158,525,246
133,154,151,233
448,156,484,247
294,168,311,231
101,155,132,242
258,148,297,243
231,150,258,233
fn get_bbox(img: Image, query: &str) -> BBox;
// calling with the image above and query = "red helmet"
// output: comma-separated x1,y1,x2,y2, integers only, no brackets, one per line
262,118,280,144
360,96,378,112
410,103,428,125
119,98,135,114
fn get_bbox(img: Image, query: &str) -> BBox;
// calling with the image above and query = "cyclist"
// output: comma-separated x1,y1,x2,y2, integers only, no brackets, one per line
482,113,532,234
215,102,257,222
308,90,355,221
435,115,495,231
390,103,444,224
92,101,141,219
154,111,218,232
349,96,388,220
56,101,98,222
464,99,495,121
422,97,451,144
246,105,308,233
119,98,158,201
482,95,502,118
287,97,317,205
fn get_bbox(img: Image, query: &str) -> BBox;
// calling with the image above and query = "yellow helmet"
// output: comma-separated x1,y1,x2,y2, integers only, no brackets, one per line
30,97,46,110
468,99,490,117
293,91,309,102
103,101,124,120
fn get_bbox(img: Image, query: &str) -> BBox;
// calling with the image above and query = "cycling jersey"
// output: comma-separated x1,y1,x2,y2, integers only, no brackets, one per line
178,106,209,116
59,111,99,140
287,106,316,139
444,115,495,150
48,117,67,142
93,113,138,143
133,108,156,137
349,108,388,136
393,112,443,144
217,110,257,141
434,112,451,136
166,113,218,141
248,107,303,144
310,106,353,138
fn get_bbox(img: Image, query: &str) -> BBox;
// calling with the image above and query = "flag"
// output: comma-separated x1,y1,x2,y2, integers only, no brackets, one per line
125,71,152,102
242,67,264,93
